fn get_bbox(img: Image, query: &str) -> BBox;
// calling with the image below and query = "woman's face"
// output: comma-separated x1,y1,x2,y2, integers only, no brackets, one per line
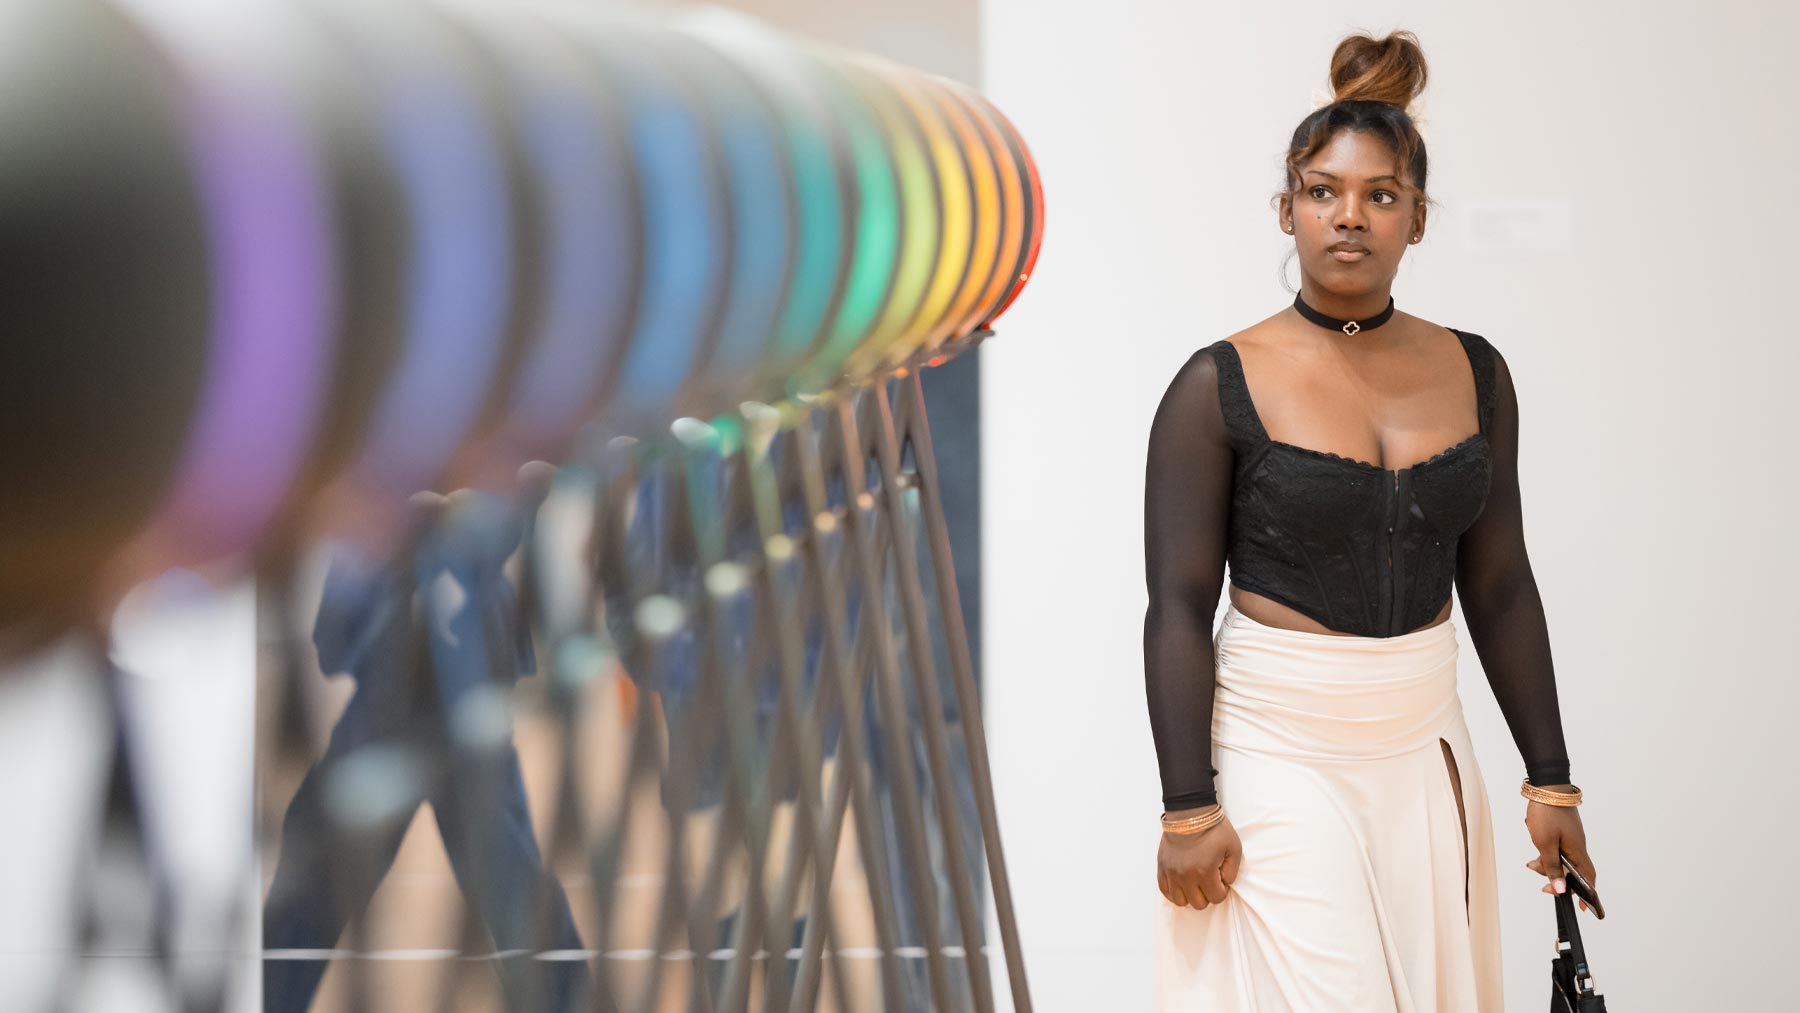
1280,129,1426,298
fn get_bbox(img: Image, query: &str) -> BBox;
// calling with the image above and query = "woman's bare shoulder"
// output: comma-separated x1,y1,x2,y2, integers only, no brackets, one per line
1221,311,1291,355
1395,308,1475,348
1172,319,1279,389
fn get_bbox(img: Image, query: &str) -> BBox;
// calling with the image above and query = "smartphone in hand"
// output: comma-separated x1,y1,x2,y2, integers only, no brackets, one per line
1559,852,1604,919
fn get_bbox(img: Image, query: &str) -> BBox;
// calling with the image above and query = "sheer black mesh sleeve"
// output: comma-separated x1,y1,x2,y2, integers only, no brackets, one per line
1454,344,1573,786
1143,347,1233,811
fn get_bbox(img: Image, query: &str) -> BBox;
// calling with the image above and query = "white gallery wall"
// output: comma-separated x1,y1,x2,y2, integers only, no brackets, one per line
979,2,1799,1009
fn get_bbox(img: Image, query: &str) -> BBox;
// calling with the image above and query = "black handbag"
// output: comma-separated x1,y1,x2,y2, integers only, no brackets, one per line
1549,882,1609,1011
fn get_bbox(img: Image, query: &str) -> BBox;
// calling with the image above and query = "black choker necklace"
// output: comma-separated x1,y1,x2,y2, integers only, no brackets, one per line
1293,292,1395,336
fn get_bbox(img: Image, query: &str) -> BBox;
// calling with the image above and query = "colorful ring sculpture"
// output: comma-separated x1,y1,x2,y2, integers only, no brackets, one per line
0,0,1042,633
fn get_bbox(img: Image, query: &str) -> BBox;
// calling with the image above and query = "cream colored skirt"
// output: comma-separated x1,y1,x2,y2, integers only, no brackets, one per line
1152,602,1504,1012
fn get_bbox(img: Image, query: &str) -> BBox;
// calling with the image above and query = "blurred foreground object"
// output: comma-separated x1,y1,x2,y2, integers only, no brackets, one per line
0,0,1041,1009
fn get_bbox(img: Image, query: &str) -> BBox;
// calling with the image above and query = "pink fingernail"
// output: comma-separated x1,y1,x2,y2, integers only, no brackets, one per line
1554,878,1566,894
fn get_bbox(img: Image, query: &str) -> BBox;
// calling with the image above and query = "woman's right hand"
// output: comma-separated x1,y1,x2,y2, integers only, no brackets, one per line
1156,804,1242,909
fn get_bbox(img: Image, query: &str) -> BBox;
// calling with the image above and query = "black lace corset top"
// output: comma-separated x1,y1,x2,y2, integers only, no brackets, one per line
1142,326,1574,811
1209,330,1495,638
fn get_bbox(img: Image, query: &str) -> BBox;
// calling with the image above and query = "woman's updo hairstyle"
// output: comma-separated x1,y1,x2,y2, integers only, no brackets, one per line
1276,30,1432,210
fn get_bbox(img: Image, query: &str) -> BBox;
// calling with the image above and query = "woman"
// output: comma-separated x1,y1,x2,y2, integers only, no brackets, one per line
1142,31,1599,1011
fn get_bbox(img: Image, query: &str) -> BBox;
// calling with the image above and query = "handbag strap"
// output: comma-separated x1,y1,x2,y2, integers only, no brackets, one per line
1554,890,1599,997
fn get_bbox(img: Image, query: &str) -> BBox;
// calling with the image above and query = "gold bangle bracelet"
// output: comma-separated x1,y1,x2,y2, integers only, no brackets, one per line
1166,809,1224,831
1521,781,1582,805
1161,808,1221,824
1520,779,1582,806
1161,807,1225,835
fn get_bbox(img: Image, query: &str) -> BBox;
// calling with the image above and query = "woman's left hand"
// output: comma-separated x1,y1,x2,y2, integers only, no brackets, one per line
1523,784,1598,914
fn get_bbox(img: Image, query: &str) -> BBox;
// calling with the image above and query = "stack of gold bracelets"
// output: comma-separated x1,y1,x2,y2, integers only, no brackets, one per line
1160,804,1226,836
1164,783,1578,835
1519,780,1583,806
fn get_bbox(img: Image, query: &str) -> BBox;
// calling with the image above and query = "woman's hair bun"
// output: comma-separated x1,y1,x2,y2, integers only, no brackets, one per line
1328,30,1428,111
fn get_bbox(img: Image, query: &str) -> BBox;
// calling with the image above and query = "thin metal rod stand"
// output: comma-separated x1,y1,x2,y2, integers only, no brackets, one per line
865,377,995,1013
893,366,1031,1011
